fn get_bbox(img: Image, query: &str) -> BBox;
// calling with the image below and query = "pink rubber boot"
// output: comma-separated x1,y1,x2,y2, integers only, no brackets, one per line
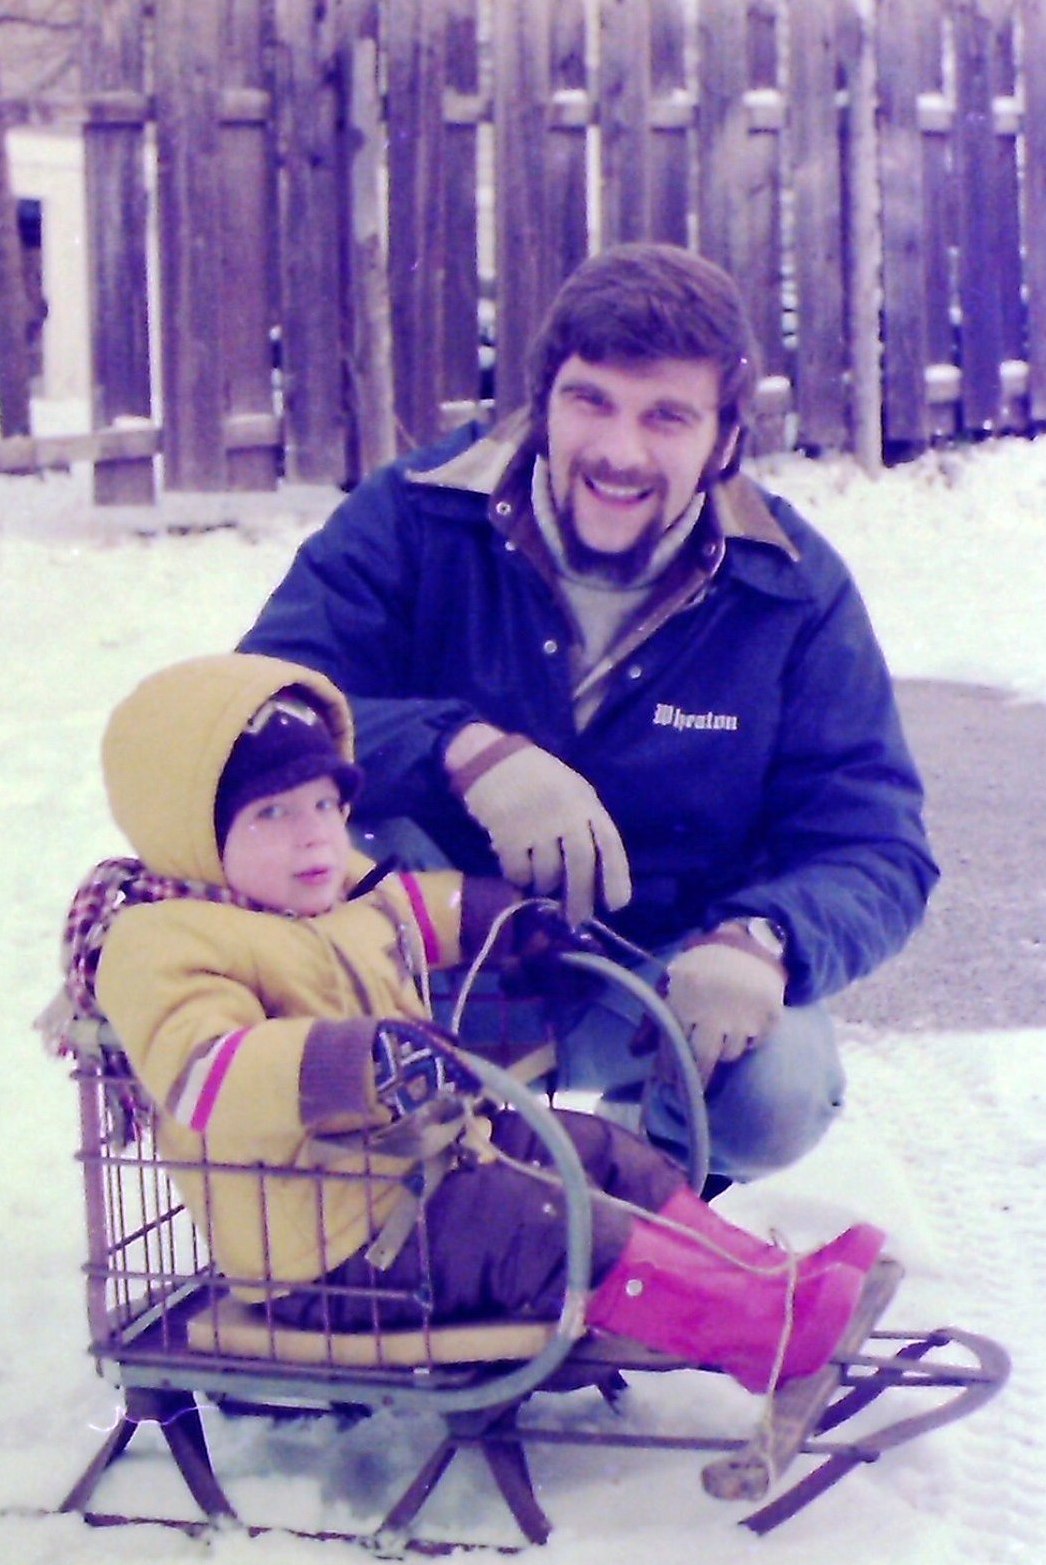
659,1186,886,1279
586,1210,865,1394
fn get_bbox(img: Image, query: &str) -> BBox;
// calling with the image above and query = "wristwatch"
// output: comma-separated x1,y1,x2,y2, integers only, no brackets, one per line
736,916,787,960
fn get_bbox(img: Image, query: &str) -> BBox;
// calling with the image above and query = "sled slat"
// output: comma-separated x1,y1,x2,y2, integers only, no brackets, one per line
701,1257,905,1502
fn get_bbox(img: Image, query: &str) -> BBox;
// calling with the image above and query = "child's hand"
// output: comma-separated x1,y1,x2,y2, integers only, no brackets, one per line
500,899,607,1000
371,1018,480,1119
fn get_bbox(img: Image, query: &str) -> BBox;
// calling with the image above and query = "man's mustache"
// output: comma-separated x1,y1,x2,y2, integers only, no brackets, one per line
573,458,666,494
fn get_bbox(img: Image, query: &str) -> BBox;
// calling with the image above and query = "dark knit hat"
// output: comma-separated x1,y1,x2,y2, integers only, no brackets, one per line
215,689,363,851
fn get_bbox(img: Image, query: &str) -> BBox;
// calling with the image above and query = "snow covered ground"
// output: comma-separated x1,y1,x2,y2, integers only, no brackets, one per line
1,433,1044,1564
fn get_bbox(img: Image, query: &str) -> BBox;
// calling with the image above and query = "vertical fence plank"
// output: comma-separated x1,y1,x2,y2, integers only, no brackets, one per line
341,0,396,476
273,0,348,483
219,0,279,489
82,0,154,501
988,10,1025,429
917,0,953,441
442,0,481,412
387,0,446,447
744,0,788,451
697,0,751,276
953,0,1003,434
840,0,882,472
600,0,652,244
492,0,552,417
699,0,789,454
154,0,227,490
789,0,847,450
1022,0,1046,423
546,0,589,290
879,0,930,450
648,0,690,246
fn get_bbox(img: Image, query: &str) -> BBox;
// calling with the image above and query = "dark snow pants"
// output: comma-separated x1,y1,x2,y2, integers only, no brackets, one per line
272,1108,683,1332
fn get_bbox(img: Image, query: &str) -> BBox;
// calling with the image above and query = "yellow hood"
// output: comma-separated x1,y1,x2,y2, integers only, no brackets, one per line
102,653,356,884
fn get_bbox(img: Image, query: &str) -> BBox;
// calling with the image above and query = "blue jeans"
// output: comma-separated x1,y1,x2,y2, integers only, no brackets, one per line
353,817,846,1183
551,959,845,1180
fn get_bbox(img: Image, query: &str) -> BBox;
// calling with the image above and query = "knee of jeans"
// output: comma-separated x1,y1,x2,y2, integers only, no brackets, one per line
707,1068,845,1178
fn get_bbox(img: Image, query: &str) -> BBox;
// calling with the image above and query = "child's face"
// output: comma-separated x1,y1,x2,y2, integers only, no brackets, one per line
221,775,352,916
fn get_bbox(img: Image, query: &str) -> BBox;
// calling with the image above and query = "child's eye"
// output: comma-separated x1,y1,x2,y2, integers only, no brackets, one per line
316,796,341,813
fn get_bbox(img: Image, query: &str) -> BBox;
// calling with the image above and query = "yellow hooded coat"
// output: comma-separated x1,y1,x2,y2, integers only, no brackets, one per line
96,653,483,1300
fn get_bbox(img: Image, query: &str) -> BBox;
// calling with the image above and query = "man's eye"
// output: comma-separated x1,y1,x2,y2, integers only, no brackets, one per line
563,387,609,413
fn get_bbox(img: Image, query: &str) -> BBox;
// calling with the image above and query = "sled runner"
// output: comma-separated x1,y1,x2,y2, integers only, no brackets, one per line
55,956,1009,1552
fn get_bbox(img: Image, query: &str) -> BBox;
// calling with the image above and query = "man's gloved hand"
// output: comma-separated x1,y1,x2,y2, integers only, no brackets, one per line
445,726,632,927
665,928,786,1085
371,1018,481,1120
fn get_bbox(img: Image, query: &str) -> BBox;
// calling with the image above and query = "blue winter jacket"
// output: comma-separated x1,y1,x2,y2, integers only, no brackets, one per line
241,418,938,1004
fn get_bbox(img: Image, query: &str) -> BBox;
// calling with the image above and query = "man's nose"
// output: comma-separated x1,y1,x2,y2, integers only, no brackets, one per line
598,414,652,474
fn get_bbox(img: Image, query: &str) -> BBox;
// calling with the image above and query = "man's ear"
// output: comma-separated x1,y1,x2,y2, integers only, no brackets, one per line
702,422,745,489
718,423,741,471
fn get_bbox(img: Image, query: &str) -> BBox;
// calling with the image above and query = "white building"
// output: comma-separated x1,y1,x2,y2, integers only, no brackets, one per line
9,123,89,424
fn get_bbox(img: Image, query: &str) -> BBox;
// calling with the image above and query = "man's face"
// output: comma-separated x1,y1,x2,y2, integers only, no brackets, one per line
546,354,726,579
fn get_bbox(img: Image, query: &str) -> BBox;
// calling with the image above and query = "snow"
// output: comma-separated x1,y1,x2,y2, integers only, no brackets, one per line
2,433,1045,1563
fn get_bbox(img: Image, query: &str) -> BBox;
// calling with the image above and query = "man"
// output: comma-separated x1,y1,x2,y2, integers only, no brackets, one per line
241,243,938,1187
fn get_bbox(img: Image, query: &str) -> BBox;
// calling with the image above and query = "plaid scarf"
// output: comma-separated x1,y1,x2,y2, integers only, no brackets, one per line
39,856,261,1062
36,858,267,1147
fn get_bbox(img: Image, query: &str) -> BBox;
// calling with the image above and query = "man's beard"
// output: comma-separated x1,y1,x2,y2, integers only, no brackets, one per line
555,464,671,585
556,500,669,584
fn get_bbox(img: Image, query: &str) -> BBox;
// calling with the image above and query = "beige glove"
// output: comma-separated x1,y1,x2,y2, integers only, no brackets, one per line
666,927,786,1084
446,725,631,927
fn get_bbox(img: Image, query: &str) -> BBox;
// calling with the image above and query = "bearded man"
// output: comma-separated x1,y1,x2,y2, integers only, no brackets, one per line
241,243,937,1189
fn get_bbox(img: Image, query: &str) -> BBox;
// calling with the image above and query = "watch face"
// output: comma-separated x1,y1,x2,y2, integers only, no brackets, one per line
745,917,785,957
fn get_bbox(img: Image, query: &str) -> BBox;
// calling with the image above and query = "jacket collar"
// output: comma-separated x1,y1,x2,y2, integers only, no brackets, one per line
408,410,801,565
407,414,813,709
406,409,530,495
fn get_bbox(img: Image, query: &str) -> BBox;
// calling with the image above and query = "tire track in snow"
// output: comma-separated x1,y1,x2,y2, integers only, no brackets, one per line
845,1032,1046,1563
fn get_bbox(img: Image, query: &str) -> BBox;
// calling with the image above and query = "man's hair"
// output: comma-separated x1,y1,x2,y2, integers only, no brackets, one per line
526,243,761,461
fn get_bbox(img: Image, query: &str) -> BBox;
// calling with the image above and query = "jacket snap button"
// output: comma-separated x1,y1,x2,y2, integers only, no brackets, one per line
625,1277,643,1298
627,664,642,679
542,639,559,656
495,500,513,517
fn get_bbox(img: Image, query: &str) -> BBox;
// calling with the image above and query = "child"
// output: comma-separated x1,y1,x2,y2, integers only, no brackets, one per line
63,652,884,1394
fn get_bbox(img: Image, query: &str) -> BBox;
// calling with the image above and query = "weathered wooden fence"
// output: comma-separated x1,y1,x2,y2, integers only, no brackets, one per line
3,0,1046,502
